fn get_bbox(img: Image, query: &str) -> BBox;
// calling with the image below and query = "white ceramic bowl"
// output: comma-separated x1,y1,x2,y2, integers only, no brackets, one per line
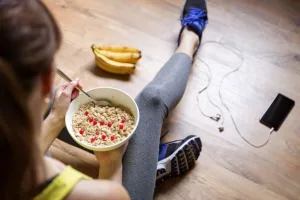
65,87,140,151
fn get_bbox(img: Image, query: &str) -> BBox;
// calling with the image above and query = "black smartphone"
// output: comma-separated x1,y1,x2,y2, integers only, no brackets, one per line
260,94,295,131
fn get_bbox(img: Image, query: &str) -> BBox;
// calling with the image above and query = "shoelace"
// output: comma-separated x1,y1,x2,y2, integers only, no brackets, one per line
180,8,208,31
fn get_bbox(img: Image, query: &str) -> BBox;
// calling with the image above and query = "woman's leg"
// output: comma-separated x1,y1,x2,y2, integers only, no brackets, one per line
122,28,199,200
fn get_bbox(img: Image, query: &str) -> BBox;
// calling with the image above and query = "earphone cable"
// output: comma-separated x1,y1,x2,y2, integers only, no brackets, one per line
196,41,272,148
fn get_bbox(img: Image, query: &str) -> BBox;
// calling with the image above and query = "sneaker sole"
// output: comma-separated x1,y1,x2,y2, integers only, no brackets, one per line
156,136,202,185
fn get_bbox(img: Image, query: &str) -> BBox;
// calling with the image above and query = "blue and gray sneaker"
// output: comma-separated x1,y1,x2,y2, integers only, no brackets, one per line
178,0,208,51
156,135,202,185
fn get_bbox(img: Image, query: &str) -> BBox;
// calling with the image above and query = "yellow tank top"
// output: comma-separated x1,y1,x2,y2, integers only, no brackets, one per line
34,166,92,200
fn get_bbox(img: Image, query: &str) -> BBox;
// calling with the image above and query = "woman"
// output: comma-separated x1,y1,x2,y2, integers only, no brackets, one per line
0,0,207,199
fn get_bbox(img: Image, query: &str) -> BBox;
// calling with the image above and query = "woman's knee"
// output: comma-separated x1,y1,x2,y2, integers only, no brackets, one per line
137,86,165,108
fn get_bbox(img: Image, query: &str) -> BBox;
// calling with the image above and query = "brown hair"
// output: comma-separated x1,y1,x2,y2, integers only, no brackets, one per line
0,0,61,199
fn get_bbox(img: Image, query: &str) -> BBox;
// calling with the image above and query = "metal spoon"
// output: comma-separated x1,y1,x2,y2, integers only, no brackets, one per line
56,68,111,106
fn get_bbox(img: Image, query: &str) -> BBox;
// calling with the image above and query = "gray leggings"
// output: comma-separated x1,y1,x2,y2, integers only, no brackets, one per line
123,53,192,200
57,53,192,200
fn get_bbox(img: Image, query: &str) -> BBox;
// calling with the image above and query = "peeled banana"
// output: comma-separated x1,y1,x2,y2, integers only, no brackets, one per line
92,45,142,75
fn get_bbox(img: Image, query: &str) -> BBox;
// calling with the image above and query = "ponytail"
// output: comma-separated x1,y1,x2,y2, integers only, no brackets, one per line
0,58,39,200
0,0,62,198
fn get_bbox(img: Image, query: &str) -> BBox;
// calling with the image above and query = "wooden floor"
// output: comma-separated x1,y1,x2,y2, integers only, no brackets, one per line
45,0,300,199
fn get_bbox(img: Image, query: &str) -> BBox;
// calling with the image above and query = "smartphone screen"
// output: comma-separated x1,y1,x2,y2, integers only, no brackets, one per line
260,94,295,131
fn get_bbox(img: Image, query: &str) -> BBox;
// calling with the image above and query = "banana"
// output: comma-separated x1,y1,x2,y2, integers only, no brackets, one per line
95,53,135,75
94,49,141,64
92,44,141,53
91,44,142,75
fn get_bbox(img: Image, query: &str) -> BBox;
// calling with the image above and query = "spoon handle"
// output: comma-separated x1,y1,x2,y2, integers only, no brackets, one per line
56,68,94,101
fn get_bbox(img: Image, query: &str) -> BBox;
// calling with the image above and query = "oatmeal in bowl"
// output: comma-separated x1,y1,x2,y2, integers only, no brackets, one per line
65,87,140,151
72,103,134,147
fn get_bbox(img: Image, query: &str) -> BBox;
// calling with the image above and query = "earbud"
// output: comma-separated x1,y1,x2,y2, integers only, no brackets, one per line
210,114,221,122
209,114,223,132
218,126,224,132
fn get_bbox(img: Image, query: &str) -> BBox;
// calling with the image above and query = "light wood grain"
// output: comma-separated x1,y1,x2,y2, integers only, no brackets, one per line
44,0,300,199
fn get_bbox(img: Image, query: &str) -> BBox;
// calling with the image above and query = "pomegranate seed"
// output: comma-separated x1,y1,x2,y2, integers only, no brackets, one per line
79,130,84,135
84,111,89,116
119,124,124,130
89,118,94,123
110,136,115,141
121,119,126,123
93,121,97,126
91,138,96,143
100,121,104,126
108,123,112,128
101,135,106,140
96,131,99,135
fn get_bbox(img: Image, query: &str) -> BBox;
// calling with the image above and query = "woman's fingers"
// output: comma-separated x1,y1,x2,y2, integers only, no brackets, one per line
55,83,68,98
71,89,79,100
71,82,82,100
49,79,82,121
63,78,79,96
56,78,82,101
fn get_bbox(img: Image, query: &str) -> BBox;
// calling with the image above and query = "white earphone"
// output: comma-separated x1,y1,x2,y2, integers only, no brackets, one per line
196,41,273,147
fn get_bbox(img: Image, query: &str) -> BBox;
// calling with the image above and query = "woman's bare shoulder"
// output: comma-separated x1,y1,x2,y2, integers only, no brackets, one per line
66,179,130,200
